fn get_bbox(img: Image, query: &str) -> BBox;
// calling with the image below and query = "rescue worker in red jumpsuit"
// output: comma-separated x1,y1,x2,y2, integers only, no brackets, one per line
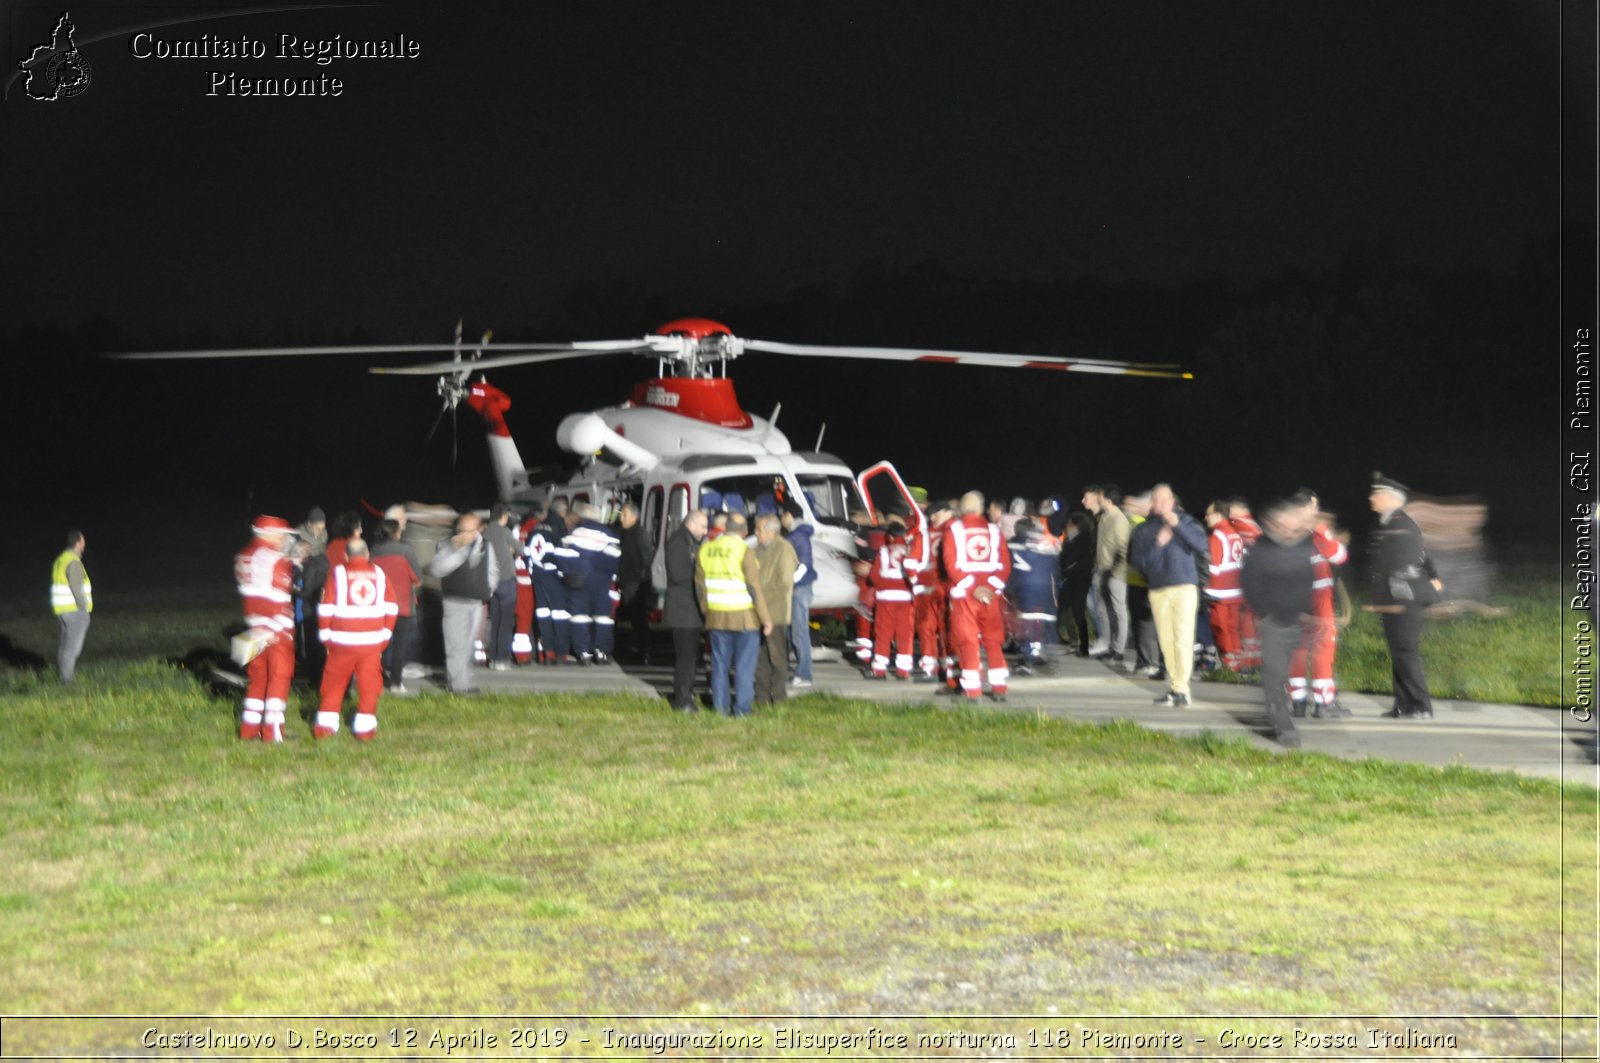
1288,489,1351,718
1227,497,1264,670
235,515,298,743
904,499,955,683
1203,500,1247,672
942,491,1013,702
849,510,887,668
315,539,399,740
868,526,916,679
512,514,539,664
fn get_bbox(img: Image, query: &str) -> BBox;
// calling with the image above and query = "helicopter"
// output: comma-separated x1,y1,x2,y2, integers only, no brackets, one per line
114,317,1190,610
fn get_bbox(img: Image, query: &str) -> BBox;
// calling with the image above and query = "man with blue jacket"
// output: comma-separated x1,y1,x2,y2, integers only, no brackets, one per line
1129,483,1209,707
1006,519,1060,672
781,503,817,688
560,502,623,664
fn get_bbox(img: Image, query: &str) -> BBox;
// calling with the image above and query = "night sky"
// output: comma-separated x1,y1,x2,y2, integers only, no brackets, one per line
1,1,1589,587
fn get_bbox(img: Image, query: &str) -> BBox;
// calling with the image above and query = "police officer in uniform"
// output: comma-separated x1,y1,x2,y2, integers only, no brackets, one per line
1366,474,1442,719
526,501,571,664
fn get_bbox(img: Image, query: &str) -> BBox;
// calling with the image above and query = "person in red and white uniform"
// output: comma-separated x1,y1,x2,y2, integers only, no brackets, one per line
1227,497,1263,670
1203,501,1247,672
941,491,1013,701
904,499,954,683
315,538,399,740
868,526,916,679
235,515,298,742
849,510,888,668
1288,489,1351,718
370,517,421,694
512,513,540,664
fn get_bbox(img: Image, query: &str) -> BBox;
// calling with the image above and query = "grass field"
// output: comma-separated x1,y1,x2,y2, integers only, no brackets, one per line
0,570,1592,1058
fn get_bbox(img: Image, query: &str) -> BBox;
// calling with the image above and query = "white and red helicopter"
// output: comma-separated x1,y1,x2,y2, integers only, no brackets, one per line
116,318,1189,610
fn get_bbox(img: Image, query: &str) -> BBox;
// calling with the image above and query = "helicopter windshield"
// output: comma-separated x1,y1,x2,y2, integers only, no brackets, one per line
795,473,865,527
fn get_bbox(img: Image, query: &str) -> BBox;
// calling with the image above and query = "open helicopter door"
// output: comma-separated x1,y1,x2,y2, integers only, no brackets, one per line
856,461,927,535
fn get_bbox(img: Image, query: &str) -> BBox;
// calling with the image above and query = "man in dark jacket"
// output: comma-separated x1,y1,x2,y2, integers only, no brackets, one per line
1058,512,1096,656
484,503,520,670
615,502,656,662
293,506,330,681
664,509,710,710
1241,499,1316,748
1366,474,1442,719
1128,483,1209,707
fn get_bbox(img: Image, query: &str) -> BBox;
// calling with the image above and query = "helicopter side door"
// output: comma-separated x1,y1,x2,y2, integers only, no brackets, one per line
649,477,695,596
856,460,927,536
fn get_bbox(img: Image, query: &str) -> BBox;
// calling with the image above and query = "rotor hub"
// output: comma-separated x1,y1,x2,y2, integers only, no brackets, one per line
651,319,743,377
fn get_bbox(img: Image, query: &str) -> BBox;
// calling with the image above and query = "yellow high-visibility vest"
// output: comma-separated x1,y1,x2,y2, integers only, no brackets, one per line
51,550,92,615
699,535,753,612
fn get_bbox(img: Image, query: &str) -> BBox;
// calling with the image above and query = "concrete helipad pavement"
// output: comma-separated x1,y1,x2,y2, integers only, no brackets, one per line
804,654,1596,784
412,646,1595,784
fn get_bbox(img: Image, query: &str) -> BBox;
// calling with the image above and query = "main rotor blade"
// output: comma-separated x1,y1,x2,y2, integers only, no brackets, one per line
371,343,657,376
108,343,587,361
742,338,1190,378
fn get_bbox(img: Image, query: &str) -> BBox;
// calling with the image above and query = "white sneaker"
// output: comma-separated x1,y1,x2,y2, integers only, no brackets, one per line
401,663,428,679
789,677,814,688
490,661,511,672
1086,641,1110,657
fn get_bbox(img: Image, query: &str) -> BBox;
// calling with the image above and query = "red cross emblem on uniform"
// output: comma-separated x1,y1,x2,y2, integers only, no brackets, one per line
967,532,991,561
349,574,377,607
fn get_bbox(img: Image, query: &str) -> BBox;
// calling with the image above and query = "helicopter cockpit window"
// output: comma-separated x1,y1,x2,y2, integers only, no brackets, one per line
795,473,866,527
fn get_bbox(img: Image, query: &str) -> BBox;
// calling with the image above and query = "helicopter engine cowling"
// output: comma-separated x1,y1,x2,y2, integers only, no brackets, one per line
556,412,661,471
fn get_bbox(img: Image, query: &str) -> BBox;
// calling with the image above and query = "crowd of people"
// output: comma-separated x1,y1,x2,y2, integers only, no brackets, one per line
650,472,1445,734
48,474,1450,744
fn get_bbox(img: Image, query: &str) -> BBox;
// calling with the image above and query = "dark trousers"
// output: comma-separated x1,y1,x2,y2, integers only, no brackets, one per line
297,608,326,682
487,577,518,663
568,582,615,658
755,625,789,704
1382,607,1432,712
1128,584,1159,669
1062,581,1092,654
1194,599,1216,650
1259,615,1300,738
382,614,414,686
619,581,654,658
531,567,569,657
671,626,701,709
